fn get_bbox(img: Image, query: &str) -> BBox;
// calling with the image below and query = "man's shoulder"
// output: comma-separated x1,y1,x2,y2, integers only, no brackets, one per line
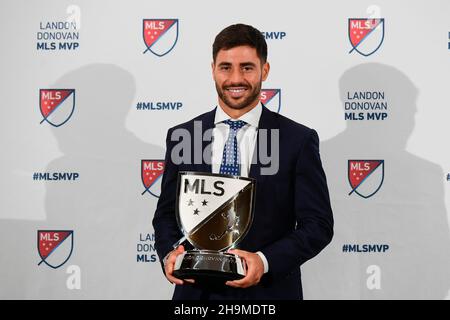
167,109,215,133
270,110,314,137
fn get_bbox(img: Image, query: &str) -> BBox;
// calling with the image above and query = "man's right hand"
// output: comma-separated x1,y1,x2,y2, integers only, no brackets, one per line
164,245,195,285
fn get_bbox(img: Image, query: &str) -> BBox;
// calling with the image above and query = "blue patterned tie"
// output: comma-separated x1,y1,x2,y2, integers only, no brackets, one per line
219,119,247,176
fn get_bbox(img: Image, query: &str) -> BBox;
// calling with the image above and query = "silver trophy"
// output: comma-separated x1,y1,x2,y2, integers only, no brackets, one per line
172,172,256,282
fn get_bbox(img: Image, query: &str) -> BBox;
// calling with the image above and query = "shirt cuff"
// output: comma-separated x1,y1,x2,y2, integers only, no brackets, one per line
256,251,269,274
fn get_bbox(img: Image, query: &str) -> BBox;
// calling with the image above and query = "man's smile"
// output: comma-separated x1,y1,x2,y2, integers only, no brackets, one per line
225,86,248,98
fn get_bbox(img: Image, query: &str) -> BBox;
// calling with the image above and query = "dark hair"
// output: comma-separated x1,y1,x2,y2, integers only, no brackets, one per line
212,24,267,63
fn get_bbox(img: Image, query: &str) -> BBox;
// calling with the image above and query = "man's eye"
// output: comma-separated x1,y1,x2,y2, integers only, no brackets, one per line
243,67,253,71
220,66,230,71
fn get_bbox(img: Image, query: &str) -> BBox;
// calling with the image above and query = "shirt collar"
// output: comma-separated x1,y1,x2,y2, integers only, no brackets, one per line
214,102,263,128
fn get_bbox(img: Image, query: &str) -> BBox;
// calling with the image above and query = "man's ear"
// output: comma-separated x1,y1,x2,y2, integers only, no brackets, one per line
211,61,215,78
262,62,270,81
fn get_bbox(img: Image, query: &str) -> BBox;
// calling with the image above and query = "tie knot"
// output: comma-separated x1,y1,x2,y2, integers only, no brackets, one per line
223,119,247,131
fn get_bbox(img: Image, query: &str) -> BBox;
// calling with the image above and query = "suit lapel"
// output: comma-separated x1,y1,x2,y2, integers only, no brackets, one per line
249,105,279,182
196,107,216,173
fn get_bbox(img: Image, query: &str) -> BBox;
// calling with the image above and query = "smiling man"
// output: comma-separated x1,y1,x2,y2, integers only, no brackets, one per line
153,24,334,300
213,44,268,116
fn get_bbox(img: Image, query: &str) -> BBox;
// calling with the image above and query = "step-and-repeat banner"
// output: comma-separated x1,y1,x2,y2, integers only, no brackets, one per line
1,0,450,299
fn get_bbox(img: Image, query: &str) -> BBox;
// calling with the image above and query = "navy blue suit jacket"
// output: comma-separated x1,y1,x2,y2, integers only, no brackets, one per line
152,106,333,300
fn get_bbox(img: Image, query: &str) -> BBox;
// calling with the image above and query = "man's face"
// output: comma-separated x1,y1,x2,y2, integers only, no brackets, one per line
212,45,269,110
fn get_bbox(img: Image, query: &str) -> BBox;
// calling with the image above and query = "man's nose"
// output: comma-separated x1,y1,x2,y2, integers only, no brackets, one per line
229,68,244,84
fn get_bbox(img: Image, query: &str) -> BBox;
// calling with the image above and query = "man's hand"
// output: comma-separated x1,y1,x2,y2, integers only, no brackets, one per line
225,249,264,288
164,245,195,285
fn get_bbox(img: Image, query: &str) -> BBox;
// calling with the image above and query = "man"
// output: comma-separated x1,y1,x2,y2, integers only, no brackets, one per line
152,24,333,300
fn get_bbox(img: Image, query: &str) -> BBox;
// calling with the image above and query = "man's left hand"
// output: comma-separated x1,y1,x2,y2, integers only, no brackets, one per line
225,249,264,288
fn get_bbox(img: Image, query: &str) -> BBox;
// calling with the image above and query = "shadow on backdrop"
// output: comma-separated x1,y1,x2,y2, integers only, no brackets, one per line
0,64,166,299
303,63,450,299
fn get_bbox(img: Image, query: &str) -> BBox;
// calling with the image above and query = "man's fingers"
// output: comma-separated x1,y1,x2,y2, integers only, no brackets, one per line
166,256,174,274
225,268,256,288
167,274,184,285
225,252,262,288
226,277,251,288
226,278,247,286
165,263,184,285
228,248,249,259
164,245,195,286
166,245,184,275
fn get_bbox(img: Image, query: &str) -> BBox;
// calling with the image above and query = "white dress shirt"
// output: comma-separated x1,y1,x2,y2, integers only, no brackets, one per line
211,103,269,274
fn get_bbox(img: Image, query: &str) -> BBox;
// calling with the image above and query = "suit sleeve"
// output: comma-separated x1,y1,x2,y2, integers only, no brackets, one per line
261,129,334,281
152,128,183,272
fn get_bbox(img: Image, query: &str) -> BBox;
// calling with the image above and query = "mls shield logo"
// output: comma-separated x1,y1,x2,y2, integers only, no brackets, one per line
37,230,74,269
143,19,179,57
177,172,255,250
348,18,385,56
141,160,165,198
261,89,281,113
348,160,384,198
39,89,75,127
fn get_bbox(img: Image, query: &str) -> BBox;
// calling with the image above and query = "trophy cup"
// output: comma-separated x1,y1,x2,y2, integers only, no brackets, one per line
172,171,256,282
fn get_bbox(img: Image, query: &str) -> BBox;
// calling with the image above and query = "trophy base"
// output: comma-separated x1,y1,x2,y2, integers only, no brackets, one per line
173,250,245,282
